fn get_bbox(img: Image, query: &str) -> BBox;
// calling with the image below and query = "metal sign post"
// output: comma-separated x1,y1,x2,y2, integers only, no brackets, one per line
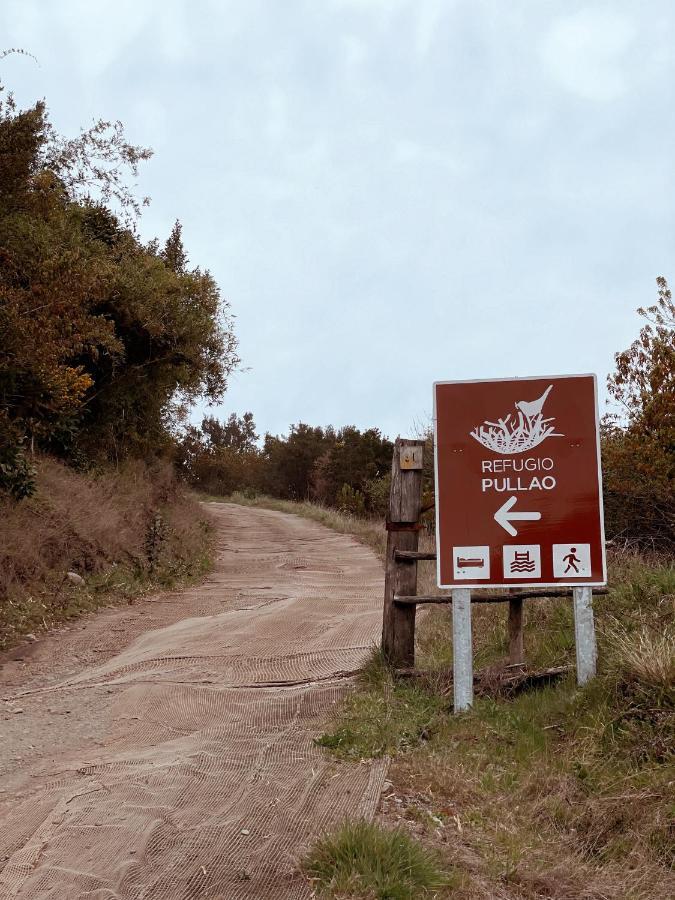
434,374,607,705
451,588,473,711
573,586,597,685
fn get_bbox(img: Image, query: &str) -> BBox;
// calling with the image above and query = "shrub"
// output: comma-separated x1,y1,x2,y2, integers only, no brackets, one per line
303,820,454,899
336,483,367,517
0,429,36,499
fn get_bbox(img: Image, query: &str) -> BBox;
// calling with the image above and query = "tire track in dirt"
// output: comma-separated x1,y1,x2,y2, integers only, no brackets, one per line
0,503,386,899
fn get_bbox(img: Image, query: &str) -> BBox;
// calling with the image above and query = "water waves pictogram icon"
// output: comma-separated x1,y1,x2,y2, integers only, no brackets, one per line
509,551,536,572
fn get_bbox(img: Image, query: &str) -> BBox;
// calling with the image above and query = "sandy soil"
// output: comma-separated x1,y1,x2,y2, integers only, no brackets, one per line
0,502,386,899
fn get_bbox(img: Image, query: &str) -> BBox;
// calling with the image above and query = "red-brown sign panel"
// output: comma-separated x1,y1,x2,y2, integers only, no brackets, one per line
434,374,606,589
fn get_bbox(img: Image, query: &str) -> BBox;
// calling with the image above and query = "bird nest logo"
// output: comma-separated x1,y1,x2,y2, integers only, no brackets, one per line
470,385,563,454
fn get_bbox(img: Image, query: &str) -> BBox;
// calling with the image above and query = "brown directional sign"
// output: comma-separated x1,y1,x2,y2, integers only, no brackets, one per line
434,374,606,588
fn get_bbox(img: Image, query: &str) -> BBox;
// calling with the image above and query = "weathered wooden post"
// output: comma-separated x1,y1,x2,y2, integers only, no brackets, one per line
381,438,424,667
508,592,525,666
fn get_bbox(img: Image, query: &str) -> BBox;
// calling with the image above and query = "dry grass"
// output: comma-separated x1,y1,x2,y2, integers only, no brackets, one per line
392,550,673,898
0,456,214,649
605,620,675,691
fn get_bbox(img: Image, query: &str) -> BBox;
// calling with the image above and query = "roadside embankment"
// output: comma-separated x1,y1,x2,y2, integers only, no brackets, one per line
1,456,213,650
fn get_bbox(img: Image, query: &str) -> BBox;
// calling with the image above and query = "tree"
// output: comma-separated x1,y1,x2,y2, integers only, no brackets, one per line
309,426,392,509
201,412,258,453
0,79,239,486
176,413,261,496
602,278,675,547
262,424,332,499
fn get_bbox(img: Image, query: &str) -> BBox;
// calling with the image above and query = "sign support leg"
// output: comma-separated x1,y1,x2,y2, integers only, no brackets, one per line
573,586,597,685
452,588,473,712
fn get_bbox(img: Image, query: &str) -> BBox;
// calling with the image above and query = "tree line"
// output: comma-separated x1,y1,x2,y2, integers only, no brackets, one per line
180,282,674,549
177,417,394,517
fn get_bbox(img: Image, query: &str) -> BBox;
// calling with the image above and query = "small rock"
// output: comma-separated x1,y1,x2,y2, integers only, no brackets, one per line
67,572,85,585
13,708,24,715
25,633,37,642
382,781,394,793
240,829,250,835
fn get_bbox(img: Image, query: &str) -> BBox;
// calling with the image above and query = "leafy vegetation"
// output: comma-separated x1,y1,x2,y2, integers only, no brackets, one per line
0,74,229,641
182,419,394,515
0,79,238,493
602,277,675,549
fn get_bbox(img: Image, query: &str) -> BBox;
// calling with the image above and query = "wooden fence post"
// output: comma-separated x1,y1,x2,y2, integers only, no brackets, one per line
381,438,424,668
508,593,525,666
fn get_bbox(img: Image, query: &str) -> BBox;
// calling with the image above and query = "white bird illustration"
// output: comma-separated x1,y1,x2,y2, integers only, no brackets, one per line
515,385,553,420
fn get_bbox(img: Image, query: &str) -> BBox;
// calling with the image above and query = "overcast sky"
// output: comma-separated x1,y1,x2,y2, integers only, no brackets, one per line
2,1,673,439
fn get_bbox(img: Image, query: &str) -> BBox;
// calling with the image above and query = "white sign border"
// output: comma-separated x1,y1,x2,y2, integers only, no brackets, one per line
433,373,608,590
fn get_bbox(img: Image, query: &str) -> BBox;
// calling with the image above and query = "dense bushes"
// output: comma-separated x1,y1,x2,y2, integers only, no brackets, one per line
179,415,394,516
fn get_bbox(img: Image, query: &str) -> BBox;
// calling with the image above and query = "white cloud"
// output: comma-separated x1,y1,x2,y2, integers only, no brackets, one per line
342,34,369,69
540,8,636,102
266,86,289,142
392,138,464,174
414,0,446,59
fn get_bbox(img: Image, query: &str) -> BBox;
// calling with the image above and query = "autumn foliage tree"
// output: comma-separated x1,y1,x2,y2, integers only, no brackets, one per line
0,79,238,495
602,277,675,548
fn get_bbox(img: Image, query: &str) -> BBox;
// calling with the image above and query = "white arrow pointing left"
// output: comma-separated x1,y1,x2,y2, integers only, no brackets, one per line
494,496,542,536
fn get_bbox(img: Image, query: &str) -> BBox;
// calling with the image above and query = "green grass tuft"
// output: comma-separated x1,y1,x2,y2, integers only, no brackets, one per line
315,648,448,759
302,820,457,899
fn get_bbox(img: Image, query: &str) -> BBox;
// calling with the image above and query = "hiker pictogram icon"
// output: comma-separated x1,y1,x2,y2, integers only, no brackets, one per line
563,547,581,573
552,544,592,578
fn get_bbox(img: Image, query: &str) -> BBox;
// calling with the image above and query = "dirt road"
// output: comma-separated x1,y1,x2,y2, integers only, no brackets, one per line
0,503,386,899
